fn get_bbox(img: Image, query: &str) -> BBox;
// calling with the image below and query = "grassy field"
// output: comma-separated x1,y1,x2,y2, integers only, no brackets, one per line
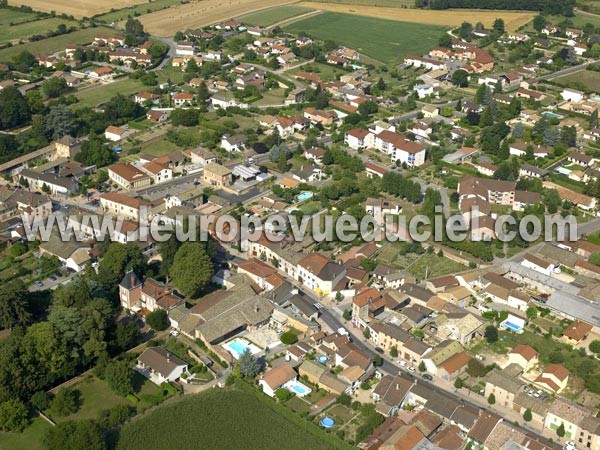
554,70,600,94
0,26,114,63
94,0,184,22
138,0,298,36
0,417,51,450
74,77,145,109
9,0,148,18
0,8,39,26
237,5,313,26
284,12,448,64
0,17,79,44
408,253,467,279
116,387,351,450
297,2,535,31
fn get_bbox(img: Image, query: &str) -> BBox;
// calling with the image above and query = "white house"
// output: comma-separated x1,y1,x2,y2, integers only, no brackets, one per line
521,253,555,276
105,125,131,142
561,88,584,103
259,364,297,397
221,134,247,152
137,347,188,385
344,128,374,150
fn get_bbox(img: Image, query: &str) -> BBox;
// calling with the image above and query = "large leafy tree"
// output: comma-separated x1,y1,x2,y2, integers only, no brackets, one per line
0,399,29,431
74,134,116,167
238,348,261,378
0,86,30,130
0,286,30,330
43,420,106,450
170,242,213,297
146,309,169,331
104,360,134,397
97,243,145,290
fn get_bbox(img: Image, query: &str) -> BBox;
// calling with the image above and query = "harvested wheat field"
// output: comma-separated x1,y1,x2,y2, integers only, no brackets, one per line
138,0,298,36
9,0,148,18
297,2,535,31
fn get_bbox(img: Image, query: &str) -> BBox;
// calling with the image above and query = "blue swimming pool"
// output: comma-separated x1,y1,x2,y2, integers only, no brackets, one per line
321,417,335,428
317,356,328,364
296,191,313,201
504,321,522,332
543,111,563,120
222,338,261,359
285,380,312,397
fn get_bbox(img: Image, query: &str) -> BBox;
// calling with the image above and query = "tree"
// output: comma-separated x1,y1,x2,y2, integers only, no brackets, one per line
390,347,398,357
238,348,260,378
45,105,74,140
452,69,469,87
0,399,29,432
74,135,116,167
439,33,452,48
274,388,292,403
418,361,426,372
485,325,499,343
493,18,505,34
454,378,464,389
170,109,199,126
97,243,145,289
280,332,298,345
526,306,538,320
42,77,68,98
31,391,50,411
523,408,532,422
533,15,547,32
363,327,371,339
12,50,36,72
170,242,213,297
589,340,600,354
146,309,169,331
556,422,565,437
0,86,30,130
43,420,106,450
0,286,30,329
50,388,79,417
104,360,134,397
487,393,496,404
373,354,382,366
125,17,145,39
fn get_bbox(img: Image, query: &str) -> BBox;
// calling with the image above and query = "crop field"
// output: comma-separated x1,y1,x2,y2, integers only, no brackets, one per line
94,0,185,23
0,8,39,26
116,387,351,450
236,5,313,26
0,26,114,63
8,0,148,18
137,0,298,36
297,2,535,31
0,17,79,44
554,70,600,94
284,12,448,64
312,0,414,6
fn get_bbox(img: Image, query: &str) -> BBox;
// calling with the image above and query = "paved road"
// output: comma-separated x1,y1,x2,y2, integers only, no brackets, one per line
151,37,178,72
532,59,600,82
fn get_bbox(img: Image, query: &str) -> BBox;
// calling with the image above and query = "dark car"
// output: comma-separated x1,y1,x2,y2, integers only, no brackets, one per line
422,374,433,381
375,347,384,354
49,275,57,281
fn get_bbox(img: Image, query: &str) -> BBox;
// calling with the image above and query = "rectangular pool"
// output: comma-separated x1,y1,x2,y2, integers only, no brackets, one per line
503,321,523,333
284,380,312,397
222,337,262,360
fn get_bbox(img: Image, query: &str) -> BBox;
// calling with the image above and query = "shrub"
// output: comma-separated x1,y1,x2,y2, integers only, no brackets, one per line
280,332,298,345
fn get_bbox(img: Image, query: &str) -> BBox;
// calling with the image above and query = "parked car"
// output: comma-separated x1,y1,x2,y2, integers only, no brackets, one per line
170,330,180,337
422,374,433,381
49,275,57,281
35,281,44,287
375,347,384,354
408,366,416,373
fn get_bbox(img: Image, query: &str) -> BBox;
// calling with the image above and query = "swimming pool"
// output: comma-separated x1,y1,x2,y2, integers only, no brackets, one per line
295,191,313,201
317,355,328,364
285,380,312,397
222,337,261,360
320,417,335,428
543,111,564,120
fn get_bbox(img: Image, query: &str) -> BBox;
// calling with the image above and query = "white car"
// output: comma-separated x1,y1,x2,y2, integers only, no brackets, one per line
408,366,416,373
170,330,180,337
399,360,407,367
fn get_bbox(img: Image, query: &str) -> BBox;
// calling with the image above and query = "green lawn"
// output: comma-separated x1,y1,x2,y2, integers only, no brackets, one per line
94,0,184,23
0,26,114,63
408,253,467,280
288,61,348,81
116,386,352,450
0,417,51,450
0,8,39,27
73,77,145,108
306,0,414,6
47,373,169,423
284,12,448,65
237,5,313,26
0,18,79,45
